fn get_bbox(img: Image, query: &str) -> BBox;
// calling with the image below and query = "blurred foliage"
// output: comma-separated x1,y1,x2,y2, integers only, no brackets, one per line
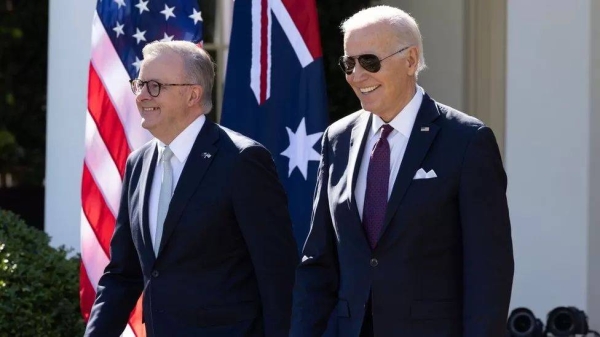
317,0,370,123
0,1,48,186
0,129,23,173
0,209,85,336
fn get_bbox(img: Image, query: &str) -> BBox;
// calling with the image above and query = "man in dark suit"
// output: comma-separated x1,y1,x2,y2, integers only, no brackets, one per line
291,5,514,337
84,41,298,337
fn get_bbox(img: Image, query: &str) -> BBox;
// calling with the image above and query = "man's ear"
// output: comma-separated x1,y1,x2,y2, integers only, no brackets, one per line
406,47,419,76
188,85,203,107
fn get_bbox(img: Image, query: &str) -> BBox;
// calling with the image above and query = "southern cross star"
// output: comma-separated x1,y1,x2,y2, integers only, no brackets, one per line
280,118,323,180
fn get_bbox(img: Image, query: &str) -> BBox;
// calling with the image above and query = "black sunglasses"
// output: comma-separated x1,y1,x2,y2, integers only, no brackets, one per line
338,46,411,75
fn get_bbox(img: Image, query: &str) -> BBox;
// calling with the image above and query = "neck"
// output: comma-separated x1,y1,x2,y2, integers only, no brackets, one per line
155,111,203,145
379,85,417,123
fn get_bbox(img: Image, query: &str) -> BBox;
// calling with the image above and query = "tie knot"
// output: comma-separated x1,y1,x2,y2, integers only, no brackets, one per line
161,146,174,162
380,124,394,140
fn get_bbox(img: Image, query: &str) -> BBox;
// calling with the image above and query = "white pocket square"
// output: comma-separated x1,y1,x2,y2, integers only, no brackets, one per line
413,168,437,180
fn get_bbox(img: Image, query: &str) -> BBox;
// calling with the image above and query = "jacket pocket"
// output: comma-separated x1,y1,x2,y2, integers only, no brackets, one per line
196,301,260,327
410,300,460,320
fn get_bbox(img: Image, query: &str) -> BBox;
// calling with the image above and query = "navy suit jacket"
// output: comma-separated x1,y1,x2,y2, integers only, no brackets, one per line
291,94,514,337
85,120,298,337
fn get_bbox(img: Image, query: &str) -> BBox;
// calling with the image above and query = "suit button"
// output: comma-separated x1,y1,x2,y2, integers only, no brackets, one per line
370,258,378,267
151,270,159,278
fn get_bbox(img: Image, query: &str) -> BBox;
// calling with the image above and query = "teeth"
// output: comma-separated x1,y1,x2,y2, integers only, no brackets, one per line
143,107,158,111
360,85,379,93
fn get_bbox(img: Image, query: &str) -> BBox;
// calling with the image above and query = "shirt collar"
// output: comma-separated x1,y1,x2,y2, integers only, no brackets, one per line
371,85,424,138
156,114,206,163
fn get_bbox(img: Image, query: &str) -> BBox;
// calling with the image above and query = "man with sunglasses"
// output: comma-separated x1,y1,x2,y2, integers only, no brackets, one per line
84,41,298,337
291,5,513,337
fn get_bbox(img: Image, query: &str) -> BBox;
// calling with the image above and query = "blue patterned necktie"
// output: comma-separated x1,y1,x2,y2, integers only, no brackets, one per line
363,124,394,249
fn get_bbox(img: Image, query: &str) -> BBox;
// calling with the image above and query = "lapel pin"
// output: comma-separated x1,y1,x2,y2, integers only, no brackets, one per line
201,152,212,159
420,127,429,132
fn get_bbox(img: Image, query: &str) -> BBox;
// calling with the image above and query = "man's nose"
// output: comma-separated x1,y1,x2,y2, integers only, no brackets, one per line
350,63,369,82
135,85,151,101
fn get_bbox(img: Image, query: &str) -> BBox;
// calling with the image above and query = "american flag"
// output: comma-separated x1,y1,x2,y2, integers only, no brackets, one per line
81,0,202,335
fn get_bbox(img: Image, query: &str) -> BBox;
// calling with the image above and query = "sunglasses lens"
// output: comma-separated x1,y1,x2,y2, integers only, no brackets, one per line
358,54,381,73
339,56,355,75
339,54,383,74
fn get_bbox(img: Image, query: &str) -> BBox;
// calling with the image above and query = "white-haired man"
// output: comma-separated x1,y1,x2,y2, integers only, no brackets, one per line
84,41,298,337
291,6,514,337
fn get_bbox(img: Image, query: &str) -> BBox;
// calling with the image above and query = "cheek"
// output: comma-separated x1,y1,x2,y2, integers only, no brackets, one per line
345,75,354,86
380,74,398,90
347,79,359,92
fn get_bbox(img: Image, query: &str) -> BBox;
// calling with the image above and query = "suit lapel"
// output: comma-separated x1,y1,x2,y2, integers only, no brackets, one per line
157,120,220,255
347,111,372,222
378,94,440,243
139,143,158,263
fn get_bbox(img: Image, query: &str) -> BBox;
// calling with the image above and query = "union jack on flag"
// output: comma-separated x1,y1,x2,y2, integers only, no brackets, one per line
80,0,202,335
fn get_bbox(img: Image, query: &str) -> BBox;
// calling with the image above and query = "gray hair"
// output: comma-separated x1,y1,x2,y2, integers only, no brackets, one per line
142,40,215,113
340,5,427,76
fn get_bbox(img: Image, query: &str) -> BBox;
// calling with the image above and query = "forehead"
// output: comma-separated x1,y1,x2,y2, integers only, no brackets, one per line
344,22,398,55
139,50,184,80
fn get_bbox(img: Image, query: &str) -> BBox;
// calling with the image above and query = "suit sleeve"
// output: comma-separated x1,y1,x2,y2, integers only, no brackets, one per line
290,130,339,337
231,145,299,337
459,126,514,337
84,158,144,337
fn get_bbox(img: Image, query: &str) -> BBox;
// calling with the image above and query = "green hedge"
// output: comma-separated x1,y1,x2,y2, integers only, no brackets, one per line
0,209,85,336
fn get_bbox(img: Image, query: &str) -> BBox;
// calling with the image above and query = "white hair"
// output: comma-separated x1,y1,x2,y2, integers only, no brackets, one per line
142,40,215,113
340,5,427,76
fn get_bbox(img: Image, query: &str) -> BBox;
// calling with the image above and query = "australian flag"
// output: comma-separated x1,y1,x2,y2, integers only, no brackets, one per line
221,0,328,250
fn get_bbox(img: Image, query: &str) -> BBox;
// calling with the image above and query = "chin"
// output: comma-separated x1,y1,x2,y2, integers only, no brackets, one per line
140,120,155,131
361,103,378,114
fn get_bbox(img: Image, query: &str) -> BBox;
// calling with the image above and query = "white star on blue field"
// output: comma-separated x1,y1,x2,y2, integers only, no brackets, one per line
280,117,323,180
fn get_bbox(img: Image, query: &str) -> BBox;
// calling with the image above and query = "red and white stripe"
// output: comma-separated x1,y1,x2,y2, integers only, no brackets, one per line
81,11,152,337
251,0,271,104
250,0,323,105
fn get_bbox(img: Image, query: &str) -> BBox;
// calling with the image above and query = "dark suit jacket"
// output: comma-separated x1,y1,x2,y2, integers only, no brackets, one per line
85,119,298,337
291,94,514,337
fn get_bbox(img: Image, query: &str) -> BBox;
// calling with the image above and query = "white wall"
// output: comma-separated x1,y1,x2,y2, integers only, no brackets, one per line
588,0,600,323
380,0,465,110
507,0,592,319
46,0,96,250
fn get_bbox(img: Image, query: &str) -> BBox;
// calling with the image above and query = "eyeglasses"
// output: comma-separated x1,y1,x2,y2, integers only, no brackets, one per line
338,46,411,75
129,79,198,97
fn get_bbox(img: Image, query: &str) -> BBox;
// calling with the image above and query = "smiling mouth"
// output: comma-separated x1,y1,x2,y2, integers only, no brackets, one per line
359,85,380,94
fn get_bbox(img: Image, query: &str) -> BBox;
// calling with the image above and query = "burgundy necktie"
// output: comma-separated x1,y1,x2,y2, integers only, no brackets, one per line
363,124,394,249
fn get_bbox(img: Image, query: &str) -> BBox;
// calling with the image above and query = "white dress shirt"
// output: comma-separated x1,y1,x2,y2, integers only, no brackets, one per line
149,115,206,248
355,86,424,220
